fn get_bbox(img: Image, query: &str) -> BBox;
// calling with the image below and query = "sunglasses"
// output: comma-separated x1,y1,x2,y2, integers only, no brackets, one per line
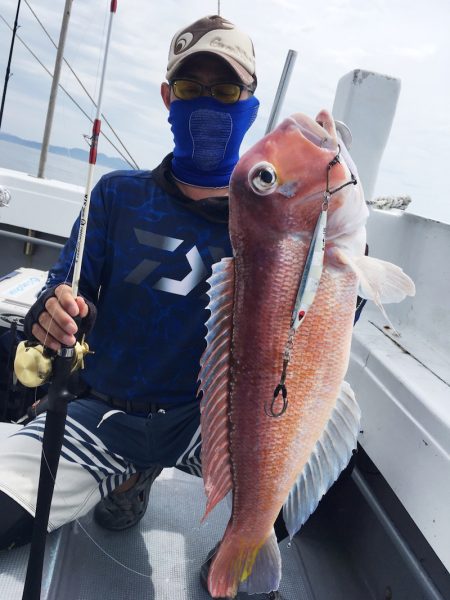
169,79,252,104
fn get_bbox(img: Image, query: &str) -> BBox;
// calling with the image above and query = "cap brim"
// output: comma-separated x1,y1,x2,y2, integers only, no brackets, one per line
167,50,256,88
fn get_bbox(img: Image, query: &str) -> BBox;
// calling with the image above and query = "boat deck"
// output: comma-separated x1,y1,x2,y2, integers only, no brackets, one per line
0,450,375,600
2,427,449,600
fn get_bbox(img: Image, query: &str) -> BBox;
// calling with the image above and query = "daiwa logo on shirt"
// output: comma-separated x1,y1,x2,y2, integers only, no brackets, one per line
125,228,225,296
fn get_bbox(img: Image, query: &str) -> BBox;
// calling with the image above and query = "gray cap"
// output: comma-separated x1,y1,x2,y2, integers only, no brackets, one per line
166,15,257,88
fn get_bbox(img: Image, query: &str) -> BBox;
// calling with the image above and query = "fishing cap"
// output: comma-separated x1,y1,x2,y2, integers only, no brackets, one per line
166,15,257,89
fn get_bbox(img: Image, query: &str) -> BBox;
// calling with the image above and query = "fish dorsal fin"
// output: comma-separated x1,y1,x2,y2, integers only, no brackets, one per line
198,257,235,519
283,381,361,537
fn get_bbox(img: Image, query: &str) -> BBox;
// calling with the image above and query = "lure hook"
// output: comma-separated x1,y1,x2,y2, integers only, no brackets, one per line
265,383,288,418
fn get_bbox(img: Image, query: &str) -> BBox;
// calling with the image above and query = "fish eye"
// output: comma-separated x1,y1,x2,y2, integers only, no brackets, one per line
248,162,278,195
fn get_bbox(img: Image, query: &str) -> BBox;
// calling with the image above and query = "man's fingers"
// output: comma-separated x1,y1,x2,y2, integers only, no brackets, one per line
38,312,76,347
54,284,80,318
32,284,89,347
54,284,89,319
31,323,62,351
44,296,78,336
75,296,89,319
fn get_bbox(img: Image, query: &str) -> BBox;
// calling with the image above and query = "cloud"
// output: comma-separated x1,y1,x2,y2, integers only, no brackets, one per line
321,46,371,68
1,0,449,221
394,44,437,59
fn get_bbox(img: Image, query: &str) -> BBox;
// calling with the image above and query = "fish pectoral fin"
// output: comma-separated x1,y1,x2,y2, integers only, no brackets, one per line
332,249,415,333
208,528,281,598
353,254,416,304
283,381,361,538
199,257,235,519
332,248,415,304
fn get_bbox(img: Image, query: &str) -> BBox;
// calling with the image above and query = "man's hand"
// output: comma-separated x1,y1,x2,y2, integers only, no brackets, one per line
31,284,89,351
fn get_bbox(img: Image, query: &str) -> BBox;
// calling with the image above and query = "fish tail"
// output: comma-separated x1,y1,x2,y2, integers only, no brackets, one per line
207,526,281,598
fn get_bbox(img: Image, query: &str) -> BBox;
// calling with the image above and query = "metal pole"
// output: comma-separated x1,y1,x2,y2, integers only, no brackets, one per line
24,0,72,256
265,49,298,135
37,0,73,179
0,228,64,249
0,0,22,130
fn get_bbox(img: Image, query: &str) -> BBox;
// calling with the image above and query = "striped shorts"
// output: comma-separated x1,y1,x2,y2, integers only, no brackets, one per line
0,396,202,531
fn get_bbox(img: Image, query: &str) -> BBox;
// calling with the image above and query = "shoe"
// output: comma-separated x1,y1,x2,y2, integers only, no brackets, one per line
93,465,163,531
200,545,283,599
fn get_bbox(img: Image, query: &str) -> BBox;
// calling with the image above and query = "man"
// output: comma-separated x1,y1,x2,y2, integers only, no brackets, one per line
0,14,283,600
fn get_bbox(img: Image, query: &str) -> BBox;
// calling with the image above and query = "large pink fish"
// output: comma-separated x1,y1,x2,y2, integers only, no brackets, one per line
199,110,415,598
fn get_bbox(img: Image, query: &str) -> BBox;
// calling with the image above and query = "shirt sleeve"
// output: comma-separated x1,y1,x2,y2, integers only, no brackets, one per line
40,176,110,304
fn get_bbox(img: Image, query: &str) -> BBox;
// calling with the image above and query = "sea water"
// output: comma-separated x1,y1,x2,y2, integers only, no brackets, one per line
0,139,129,187
0,138,449,225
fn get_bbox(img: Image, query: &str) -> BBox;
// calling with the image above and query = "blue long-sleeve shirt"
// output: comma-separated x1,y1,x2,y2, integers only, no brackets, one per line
44,156,232,404
43,155,366,405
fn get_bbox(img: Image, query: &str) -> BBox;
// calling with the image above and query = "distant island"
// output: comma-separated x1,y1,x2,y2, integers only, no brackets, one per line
0,132,130,170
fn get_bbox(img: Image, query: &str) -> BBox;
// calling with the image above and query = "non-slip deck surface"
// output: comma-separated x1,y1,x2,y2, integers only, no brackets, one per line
1,468,328,599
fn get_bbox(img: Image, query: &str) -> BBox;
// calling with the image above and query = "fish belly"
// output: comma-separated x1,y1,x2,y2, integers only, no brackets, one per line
228,239,358,538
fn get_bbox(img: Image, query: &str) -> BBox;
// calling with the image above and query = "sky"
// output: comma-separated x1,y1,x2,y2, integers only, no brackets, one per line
0,0,449,222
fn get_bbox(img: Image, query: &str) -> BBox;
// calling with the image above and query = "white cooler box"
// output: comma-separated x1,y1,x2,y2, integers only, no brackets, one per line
0,267,48,330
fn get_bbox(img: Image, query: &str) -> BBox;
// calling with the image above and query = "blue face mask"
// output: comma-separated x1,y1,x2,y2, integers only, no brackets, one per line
168,95,260,188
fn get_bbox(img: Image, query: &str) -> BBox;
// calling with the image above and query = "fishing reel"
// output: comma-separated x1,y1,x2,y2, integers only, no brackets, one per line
14,338,92,388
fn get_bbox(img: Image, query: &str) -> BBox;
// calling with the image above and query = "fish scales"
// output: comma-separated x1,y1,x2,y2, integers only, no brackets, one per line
229,245,358,530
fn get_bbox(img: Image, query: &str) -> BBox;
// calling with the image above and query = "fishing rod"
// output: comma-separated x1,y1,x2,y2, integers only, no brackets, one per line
72,0,117,296
0,0,22,130
16,2,118,599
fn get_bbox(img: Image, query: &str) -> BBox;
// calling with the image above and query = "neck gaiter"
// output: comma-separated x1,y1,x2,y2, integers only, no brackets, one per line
168,95,260,188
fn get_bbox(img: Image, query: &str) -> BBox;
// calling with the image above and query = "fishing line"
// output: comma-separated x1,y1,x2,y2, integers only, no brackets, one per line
26,0,113,433
38,444,153,578
0,13,136,167
72,519,154,578
38,249,77,353
27,249,77,425
266,146,357,418
72,1,117,297
33,275,155,578
23,0,139,168
29,331,146,578
91,0,110,123
24,0,156,580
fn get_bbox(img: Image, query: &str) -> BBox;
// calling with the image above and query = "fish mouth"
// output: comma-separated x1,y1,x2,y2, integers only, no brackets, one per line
269,112,340,202
286,113,337,152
